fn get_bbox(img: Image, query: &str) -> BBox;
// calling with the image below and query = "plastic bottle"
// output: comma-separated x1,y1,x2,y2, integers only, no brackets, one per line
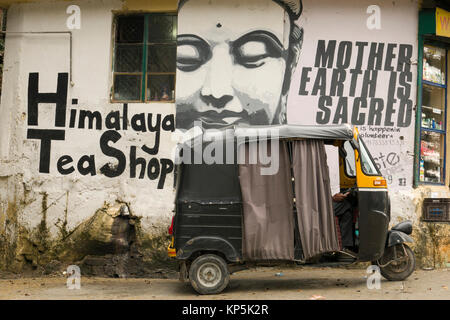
420,159,425,181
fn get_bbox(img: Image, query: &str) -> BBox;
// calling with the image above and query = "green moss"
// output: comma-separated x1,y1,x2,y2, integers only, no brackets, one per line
411,222,450,269
133,220,177,271
0,200,19,270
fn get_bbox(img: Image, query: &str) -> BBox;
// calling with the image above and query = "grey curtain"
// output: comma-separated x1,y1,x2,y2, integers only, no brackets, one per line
238,141,295,260
292,140,341,259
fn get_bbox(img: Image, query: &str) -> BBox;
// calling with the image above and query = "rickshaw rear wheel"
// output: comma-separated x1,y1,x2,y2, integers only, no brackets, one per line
188,254,229,295
375,244,415,281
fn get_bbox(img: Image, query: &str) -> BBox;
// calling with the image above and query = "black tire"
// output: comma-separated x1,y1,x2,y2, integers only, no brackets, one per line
188,254,229,295
375,244,415,281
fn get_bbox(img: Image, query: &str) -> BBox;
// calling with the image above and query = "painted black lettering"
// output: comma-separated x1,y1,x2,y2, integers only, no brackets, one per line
316,96,332,124
131,113,147,132
27,129,65,173
349,69,363,97
314,40,336,68
354,42,368,70
336,41,352,69
299,67,312,95
162,114,175,132
361,70,378,98
130,146,146,179
78,110,102,130
368,98,384,126
367,43,384,70
384,43,397,71
351,98,367,125
123,104,128,130
397,72,412,100
77,155,96,176
159,158,174,189
148,113,161,132
397,44,413,72
57,155,75,175
27,73,68,127
384,98,397,127
99,130,126,177
330,68,346,96
311,68,327,96
142,132,160,155
333,97,348,124
105,111,121,130
388,72,397,99
147,158,160,180
69,109,77,128
397,99,413,127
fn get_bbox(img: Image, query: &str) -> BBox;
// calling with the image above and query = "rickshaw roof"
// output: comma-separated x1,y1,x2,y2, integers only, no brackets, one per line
233,123,354,141
179,123,354,147
175,124,355,203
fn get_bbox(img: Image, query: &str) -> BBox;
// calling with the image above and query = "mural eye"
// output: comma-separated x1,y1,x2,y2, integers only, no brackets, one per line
176,35,211,72
233,31,284,69
235,41,271,68
177,45,204,71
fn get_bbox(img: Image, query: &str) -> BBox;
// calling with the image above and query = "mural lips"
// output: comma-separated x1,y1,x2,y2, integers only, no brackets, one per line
175,106,270,129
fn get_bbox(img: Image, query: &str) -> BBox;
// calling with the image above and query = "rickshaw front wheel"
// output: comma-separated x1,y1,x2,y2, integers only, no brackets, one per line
189,254,229,295
375,244,416,281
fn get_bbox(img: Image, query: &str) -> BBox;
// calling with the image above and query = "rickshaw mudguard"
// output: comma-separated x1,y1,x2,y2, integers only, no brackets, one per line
176,236,241,262
386,230,414,248
357,189,390,262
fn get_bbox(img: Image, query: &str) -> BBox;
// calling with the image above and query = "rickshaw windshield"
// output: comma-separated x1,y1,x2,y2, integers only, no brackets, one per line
358,137,381,175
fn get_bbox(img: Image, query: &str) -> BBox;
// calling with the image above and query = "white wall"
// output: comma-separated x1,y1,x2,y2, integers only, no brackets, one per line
0,0,421,241
0,0,177,236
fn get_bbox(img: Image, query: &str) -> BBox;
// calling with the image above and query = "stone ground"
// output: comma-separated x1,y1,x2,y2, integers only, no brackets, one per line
0,266,448,300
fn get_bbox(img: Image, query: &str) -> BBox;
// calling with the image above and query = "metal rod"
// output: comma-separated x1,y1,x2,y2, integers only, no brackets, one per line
0,30,73,85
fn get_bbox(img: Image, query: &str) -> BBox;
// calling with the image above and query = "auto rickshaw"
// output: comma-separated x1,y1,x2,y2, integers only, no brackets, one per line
167,124,416,295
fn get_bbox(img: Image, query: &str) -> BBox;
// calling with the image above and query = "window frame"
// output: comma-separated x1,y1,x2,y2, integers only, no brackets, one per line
358,136,382,176
110,12,177,104
342,141,356,178
418,43,447,186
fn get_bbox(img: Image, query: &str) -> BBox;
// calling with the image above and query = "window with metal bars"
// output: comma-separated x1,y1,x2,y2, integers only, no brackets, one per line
112,13,177,103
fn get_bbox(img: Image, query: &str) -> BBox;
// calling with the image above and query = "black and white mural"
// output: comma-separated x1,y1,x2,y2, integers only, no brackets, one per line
175,0,303,129
175,0,418,191
23,0,417,192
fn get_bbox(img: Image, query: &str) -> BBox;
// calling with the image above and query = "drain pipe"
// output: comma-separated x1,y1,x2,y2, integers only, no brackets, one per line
0,31,73,86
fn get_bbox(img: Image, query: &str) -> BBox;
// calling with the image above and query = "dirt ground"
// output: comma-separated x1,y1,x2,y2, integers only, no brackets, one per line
0,266,449,300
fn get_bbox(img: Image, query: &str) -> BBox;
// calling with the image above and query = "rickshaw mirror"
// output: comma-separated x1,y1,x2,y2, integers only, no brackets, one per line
350,138,359,150
338,147,347,158
350,138,360,161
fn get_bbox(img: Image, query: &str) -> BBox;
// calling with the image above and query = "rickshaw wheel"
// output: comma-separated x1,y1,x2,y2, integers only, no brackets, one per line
375,244,415,281
188,254,229,295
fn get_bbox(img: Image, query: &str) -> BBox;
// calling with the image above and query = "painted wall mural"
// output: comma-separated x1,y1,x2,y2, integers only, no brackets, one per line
298,40,414,128
24,0,417,192
175,0,418,191
175,0,302,129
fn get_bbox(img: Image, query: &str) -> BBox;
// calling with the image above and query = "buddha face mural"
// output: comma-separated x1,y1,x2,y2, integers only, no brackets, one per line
175,0,303,129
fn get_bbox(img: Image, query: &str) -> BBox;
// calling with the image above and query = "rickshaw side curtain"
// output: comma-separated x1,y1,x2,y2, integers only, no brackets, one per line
292,140,341,259
238,141,295,260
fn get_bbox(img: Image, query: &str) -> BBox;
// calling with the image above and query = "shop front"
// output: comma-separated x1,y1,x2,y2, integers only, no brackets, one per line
416,7,450,221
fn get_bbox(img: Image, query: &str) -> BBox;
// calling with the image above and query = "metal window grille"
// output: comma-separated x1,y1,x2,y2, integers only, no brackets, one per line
112,13,177,103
